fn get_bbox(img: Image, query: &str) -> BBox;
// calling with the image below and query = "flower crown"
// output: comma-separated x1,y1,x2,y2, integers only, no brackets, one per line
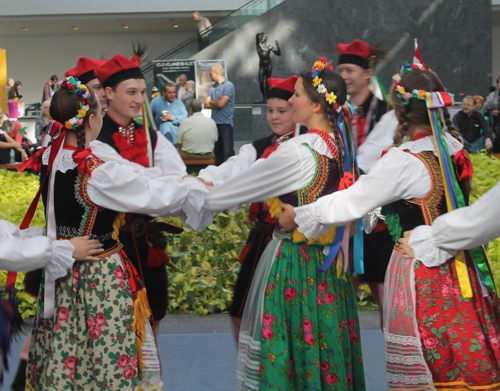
58,76,90,130
311,57,344,111
393,63,436,105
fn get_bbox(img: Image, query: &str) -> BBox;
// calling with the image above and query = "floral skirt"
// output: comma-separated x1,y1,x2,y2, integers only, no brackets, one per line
26,248,141,391
384,248,500,390
237,239,365,391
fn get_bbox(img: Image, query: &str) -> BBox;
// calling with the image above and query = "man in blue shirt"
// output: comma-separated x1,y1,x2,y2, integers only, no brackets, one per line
150,82,188,145
204,64,235,165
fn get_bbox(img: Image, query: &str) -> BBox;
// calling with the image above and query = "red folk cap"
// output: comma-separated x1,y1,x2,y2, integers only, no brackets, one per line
336,40,376,69
65,57,107,84
94,54,144,89
267,75,298,101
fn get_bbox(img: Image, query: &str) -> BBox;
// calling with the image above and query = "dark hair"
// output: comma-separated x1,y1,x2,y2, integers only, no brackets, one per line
163,82,176,91
299,68,347,173
132,41,147,60
463,95,475,104
489,85,497,94
50,75,58,82
390,69,461,147
50,87,99,150
14,81,22,88
190,99,202,113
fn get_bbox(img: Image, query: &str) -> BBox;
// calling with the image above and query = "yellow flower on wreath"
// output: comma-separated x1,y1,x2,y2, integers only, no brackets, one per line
313,61,325,71
313,76,322,88
418,89,426,100
326,92,337,105
80,85,89,92
77,109,87,118
65,121,73,129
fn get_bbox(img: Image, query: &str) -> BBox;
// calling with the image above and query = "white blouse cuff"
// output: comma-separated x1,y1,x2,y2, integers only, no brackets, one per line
409,225,456,267
294,204,330,239
362,207,384,234
143,166,163,180
182,177,212,231
46,240,76,282
21,227,44,238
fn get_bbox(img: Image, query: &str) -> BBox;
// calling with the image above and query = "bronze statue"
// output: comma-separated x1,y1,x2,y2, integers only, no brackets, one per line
256,32,281,102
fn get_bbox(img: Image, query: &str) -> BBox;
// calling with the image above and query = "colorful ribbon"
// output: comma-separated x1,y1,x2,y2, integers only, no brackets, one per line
319,104,364,273
425,91,495,298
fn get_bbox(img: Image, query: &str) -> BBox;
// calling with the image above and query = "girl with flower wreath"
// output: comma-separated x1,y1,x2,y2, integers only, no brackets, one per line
277,64,500,390
25,77,205,391
187,59,366,390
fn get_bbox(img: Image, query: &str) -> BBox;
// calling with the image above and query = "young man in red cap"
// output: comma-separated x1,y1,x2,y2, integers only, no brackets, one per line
91,53,188,372
337,39,396,329
65,57,108,110
198,76,306,342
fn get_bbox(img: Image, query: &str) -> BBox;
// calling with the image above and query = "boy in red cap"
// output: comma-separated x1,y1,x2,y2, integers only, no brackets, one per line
337,40,396,329
65,57,108,109
91,53,188,373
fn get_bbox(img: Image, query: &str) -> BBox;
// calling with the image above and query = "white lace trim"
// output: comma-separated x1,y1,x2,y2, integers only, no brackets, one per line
290,132,337,159
46,240,75,282
42,146,78,173
294,203,330,240
384,331,421,346
386,373,433,385
182,177,211,231
386,353,427,366
409,225,456,267
236,332,261,391
399,133,463,157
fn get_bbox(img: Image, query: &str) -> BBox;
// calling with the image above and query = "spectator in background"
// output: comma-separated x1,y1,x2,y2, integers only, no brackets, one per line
8,81,22,119
483,77,500,152
193,12,212,51
150,82,188,144
35,100,50,144
474,95,485,113
42,75,58,104
453,95,493,153
0,107,8,125
176,99,218,160
205,64,235,165
0,121,28,163
181,80,196,113
176,74,188,101
151,86,161,100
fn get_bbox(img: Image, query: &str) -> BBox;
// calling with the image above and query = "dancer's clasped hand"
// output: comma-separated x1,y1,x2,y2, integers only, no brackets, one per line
276,203,298,232
69,236,103,261
398,231,415,259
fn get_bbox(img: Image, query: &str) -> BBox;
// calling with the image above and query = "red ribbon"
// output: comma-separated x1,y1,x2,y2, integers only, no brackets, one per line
72,148,93,175
6,127,66,290
453,149,473,181
17,147,46,173
339,171,355,190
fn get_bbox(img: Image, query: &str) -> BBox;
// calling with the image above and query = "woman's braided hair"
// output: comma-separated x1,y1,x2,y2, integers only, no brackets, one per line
299,68,347,175
50,86,99,150
391,69,462,147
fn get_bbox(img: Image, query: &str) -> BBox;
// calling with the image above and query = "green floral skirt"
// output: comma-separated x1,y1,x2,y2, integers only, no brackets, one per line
237,239,365,391
26,248,139,391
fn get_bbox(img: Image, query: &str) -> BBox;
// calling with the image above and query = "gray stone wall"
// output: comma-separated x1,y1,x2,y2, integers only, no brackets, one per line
190,0,491,139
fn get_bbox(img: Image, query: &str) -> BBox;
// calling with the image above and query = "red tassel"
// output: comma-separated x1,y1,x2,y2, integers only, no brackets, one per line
147,246,170,268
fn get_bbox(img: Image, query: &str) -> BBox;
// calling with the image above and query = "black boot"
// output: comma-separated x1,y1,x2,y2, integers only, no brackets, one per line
11,359,27,391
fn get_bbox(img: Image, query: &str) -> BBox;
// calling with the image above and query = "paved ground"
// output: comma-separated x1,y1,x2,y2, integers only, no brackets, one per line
1,312,387,391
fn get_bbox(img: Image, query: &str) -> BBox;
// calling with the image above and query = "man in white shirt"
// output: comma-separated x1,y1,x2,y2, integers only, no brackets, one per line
176,74,187,101
177,99,218,160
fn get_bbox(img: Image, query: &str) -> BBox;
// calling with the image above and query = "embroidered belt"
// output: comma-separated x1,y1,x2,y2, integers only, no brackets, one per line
56,226,112,241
